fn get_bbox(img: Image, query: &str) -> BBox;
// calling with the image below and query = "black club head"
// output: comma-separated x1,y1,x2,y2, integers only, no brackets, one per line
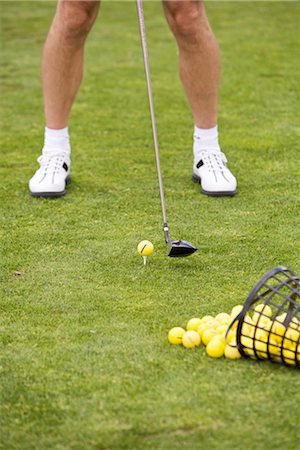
167,240,197,257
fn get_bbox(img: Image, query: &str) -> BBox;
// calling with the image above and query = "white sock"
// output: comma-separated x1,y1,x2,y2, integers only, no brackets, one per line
193,125,221,159
42,127,71,156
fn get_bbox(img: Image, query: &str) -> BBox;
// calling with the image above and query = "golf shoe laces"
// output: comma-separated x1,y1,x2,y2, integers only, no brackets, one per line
37,152,69,177
196,151,228,172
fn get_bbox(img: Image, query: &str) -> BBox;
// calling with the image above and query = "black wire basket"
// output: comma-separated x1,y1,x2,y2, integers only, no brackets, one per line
227,266,300,368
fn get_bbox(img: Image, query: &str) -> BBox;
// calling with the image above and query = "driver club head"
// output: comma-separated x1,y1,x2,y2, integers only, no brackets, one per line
167,240,197,257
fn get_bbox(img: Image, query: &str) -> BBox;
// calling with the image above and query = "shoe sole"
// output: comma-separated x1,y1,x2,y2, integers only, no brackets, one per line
30,176,71,199
192,173,237,197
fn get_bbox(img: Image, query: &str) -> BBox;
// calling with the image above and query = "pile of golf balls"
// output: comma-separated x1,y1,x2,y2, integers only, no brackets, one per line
168,305,243,360
168,304,300,363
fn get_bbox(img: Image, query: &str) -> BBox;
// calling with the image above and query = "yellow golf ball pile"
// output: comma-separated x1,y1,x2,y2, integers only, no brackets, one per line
167,303,300,365
167,307,242,360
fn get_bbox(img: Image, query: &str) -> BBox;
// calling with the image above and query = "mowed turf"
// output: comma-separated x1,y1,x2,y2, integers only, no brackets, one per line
1,1,300,449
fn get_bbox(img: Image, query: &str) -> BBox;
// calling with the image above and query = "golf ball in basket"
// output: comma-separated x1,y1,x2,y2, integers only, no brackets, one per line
137,240,154,256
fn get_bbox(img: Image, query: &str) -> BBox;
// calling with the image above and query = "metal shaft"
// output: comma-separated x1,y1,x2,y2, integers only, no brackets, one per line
136,0,170,243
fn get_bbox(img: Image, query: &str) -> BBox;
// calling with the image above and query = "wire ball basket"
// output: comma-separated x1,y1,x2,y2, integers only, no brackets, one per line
227,266,300,368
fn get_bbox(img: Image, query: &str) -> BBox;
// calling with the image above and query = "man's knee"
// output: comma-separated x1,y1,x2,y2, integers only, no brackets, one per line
163,1,205,38
56,1,100,40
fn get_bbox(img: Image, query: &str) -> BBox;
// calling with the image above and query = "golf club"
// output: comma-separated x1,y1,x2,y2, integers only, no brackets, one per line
136,0,197,257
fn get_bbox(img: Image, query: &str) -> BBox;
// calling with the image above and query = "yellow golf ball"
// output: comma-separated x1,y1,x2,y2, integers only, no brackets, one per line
252,312,271,326
182,330,201,348
201,328,219,346
241,336,255,356
206,337,225,358
205,319,220,329
273,321,287,340
254,303,272,318
224,344,241,360
215,313,231,325
230,305,244,319
186,318,202,332
276,313,287,323
224,328,236,344
285,327,300,345
282,347,295,363
254,339,268,358
201,315,215,323
197,323,211,338
268,339,281,358
167,327,185,345
290,317,300,329
137,240,154,256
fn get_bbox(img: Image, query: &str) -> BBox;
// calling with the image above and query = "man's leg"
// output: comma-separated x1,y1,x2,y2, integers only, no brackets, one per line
29,0,100,197
163,0,237,196
43,0,100,129
163,0,219,129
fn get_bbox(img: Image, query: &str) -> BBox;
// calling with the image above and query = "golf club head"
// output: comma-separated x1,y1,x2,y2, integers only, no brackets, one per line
167,240,197,257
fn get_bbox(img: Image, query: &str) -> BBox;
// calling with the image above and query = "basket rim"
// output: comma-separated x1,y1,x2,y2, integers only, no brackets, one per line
244,266,299,310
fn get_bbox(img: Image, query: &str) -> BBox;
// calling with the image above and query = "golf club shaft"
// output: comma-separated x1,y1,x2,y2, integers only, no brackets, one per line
136,0,170,243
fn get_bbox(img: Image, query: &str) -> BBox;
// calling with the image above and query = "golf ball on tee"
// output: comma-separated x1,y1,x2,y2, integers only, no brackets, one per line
137,240,154,256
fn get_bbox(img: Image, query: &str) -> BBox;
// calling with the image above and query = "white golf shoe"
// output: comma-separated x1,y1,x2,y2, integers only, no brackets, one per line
29,152,71,198
192,150,237,197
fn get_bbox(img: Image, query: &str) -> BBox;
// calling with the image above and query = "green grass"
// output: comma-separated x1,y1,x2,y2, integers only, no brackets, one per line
1,1,300,449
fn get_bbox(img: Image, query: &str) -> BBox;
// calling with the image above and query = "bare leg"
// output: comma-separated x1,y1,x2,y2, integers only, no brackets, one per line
163,0,220,129
42,0,100,129
29,0,100,197
162,1,236,196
